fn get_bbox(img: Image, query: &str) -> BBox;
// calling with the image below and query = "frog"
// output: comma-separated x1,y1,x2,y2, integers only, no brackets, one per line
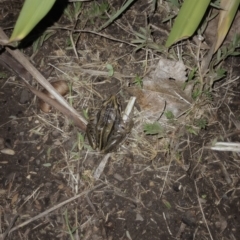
86,95,133,153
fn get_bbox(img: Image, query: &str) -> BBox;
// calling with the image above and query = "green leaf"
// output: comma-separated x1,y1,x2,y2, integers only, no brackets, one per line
196,118,208,129
10,0,56,42
133,75,143,88
106,64,114,76
186,126,198,135
165,0,211,47
162,199,172,209
83,109,89,120
214,0,240,52
187,67,197,81
164,110,175,120
143,122,163,135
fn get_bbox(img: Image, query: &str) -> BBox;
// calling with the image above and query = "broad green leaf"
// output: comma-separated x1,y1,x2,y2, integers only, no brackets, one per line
9,0,56,42
143,122,163,135
165,0,211,47
214,0,240,52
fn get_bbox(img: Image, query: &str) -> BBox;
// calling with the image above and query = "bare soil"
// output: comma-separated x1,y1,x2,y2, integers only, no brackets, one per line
0,1,240,240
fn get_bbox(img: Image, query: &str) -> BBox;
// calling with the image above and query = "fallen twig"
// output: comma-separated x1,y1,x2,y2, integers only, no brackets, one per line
8,184,104,236
0,27,87,131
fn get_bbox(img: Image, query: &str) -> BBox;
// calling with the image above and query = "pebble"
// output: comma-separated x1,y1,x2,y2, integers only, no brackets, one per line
136,213,144,221
113,173,124,181
0,148,15,155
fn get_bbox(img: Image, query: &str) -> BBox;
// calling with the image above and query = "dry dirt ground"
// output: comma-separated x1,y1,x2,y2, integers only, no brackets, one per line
0,1,240,240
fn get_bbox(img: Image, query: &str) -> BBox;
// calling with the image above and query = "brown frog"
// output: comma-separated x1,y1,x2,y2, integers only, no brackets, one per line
86,95,133,153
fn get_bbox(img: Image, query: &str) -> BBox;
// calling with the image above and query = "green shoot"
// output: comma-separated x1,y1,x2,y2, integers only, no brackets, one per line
32,30,55,54
87,1,109,24
98,0,133,30
64,210,77,240
133,75,143,88
186,125,198,135
165,110,175,120
132,25,164,52
64,1,82,22
196,118,208,130
106,64,114,76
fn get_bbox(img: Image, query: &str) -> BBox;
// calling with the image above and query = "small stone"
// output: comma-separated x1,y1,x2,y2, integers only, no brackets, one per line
0,148,15,155
113,173,124,181
149,181,155,187
136,213,144,221
182,211,197,227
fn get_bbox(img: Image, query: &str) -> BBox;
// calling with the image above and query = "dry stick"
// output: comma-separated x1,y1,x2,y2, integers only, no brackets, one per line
0,214,19,240
8,183,104,235
0,27,87,130
0,51,87,130
194,181,214,240
51,27,137,47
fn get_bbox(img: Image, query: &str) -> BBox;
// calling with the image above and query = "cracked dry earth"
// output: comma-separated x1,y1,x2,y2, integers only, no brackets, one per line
1,1,240,240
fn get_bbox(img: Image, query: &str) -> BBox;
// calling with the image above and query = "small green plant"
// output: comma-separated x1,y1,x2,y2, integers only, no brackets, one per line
132,26,165,52
165,110,175,120
83,108,89,120
133,75,143,88
162,198,172,209
143,122,164,136
87,1,109,24
203,90,213,101
64,1,82,22
0,72,8,78
98,0,134,31
32,30,55,54
192,87,201,100
187,67,198,82
77,132,85,151
106,63,114,76
186,125,198,135
214,34,240,67
162,0,181,23
208,67,227,86
205,34,239,86
196,118,208,130
64,210,77,240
